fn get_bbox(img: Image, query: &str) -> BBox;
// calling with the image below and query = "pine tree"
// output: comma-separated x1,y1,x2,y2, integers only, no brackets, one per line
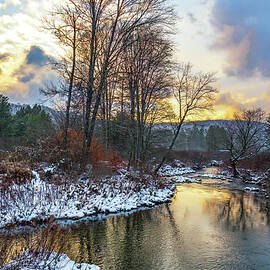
0,94,12,137
9,105,54,144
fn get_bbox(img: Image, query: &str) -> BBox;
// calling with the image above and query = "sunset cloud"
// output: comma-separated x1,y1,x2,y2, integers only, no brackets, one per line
203,91,270,120
0,0,59,103
0,44,55,102
211,0,270,78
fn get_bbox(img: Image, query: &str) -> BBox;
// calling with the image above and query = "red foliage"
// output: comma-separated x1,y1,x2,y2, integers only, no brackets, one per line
53,130,122,167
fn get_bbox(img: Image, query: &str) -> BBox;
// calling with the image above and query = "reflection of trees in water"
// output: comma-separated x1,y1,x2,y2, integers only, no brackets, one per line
203,191,270,231
2,194,269,269
30,206,179,269
0,225,69,267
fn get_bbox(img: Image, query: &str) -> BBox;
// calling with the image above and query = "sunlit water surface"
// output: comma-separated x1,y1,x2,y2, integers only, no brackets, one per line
2,179,270,270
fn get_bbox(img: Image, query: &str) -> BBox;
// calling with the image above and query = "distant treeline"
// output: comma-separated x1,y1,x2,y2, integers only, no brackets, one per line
154,125,229,152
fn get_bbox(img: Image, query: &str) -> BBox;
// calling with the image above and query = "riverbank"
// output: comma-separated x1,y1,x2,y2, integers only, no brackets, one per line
1,160,270,270
190,166,270,199
2,159,270,230
2,177,270,270
0,162,177,229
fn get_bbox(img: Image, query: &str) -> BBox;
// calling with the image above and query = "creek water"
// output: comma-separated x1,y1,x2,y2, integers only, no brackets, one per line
1,173,270,270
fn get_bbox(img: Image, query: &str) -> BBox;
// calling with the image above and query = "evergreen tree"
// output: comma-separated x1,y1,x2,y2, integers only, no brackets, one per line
9,105,54,144
199,127,206,150
26,109,54,144
0,94,12,137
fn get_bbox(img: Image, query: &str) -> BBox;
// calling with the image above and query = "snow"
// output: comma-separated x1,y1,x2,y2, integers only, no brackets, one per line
0,167,175,228
200,174,227,180
208,160,223,166
2,158,266,230
158,164,195,177
172,176,201,184
2,249,100,270
244,187,260,192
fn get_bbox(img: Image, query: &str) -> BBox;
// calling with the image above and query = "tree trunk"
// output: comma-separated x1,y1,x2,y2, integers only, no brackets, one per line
87,68,107,149
62,19,76,150
231,160,238,178
83,1,96,154
154,116,186,174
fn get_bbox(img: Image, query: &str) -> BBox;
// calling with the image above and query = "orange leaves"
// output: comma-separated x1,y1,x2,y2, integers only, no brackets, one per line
0,162,33,187
53,129,122,168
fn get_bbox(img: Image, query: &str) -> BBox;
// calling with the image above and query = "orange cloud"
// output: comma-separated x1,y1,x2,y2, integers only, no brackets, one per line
170,90,270,121
199,91,270,120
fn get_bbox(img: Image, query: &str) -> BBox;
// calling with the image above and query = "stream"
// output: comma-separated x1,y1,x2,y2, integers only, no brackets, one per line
1,169,270,270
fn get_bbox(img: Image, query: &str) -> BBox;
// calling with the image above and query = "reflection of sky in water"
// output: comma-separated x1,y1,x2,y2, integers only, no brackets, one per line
1,184,270,270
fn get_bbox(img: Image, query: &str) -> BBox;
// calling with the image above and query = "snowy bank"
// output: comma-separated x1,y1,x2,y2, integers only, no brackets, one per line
158,163,195,177
171,175,201,184
2,249,100,270
200,174,227,180
0,166,175,228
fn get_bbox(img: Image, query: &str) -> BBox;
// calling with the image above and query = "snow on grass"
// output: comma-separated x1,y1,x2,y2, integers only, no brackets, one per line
171,176,201,184
199,174,227,180
2,249,100,270
0,167,175,228
158,163,195,177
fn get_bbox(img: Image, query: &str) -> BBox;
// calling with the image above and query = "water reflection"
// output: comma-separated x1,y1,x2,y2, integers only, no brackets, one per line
1,184,270,270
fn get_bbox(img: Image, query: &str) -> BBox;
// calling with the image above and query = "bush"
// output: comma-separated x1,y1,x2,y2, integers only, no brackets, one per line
0,162,33,187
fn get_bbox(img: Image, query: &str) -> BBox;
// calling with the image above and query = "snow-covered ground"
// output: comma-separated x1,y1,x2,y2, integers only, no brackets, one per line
2,249,100,270
158,163,195,177
0,165,175,228
1,159,268,229
171,175,201,184
200,173,227,180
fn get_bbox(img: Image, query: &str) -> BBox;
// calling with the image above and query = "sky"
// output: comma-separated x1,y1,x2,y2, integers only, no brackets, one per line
0,0,270,120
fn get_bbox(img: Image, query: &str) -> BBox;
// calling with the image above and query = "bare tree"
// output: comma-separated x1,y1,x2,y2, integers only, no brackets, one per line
224,108,266,177
77,0,175,154
43,1,82,149
155,63,218,173
113,28,174,168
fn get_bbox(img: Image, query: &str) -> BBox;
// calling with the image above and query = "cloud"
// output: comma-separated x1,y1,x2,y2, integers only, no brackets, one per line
0,0,59,103
0,53,10,61
13,46,48,82
187,12,197,24
215,92,242,108
26,46,50,66
201,0,209,5
0,44,56,103
210,0,270,78
206,91,270,120
19,72,35,83
0,0,21,10
210,92,243,119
